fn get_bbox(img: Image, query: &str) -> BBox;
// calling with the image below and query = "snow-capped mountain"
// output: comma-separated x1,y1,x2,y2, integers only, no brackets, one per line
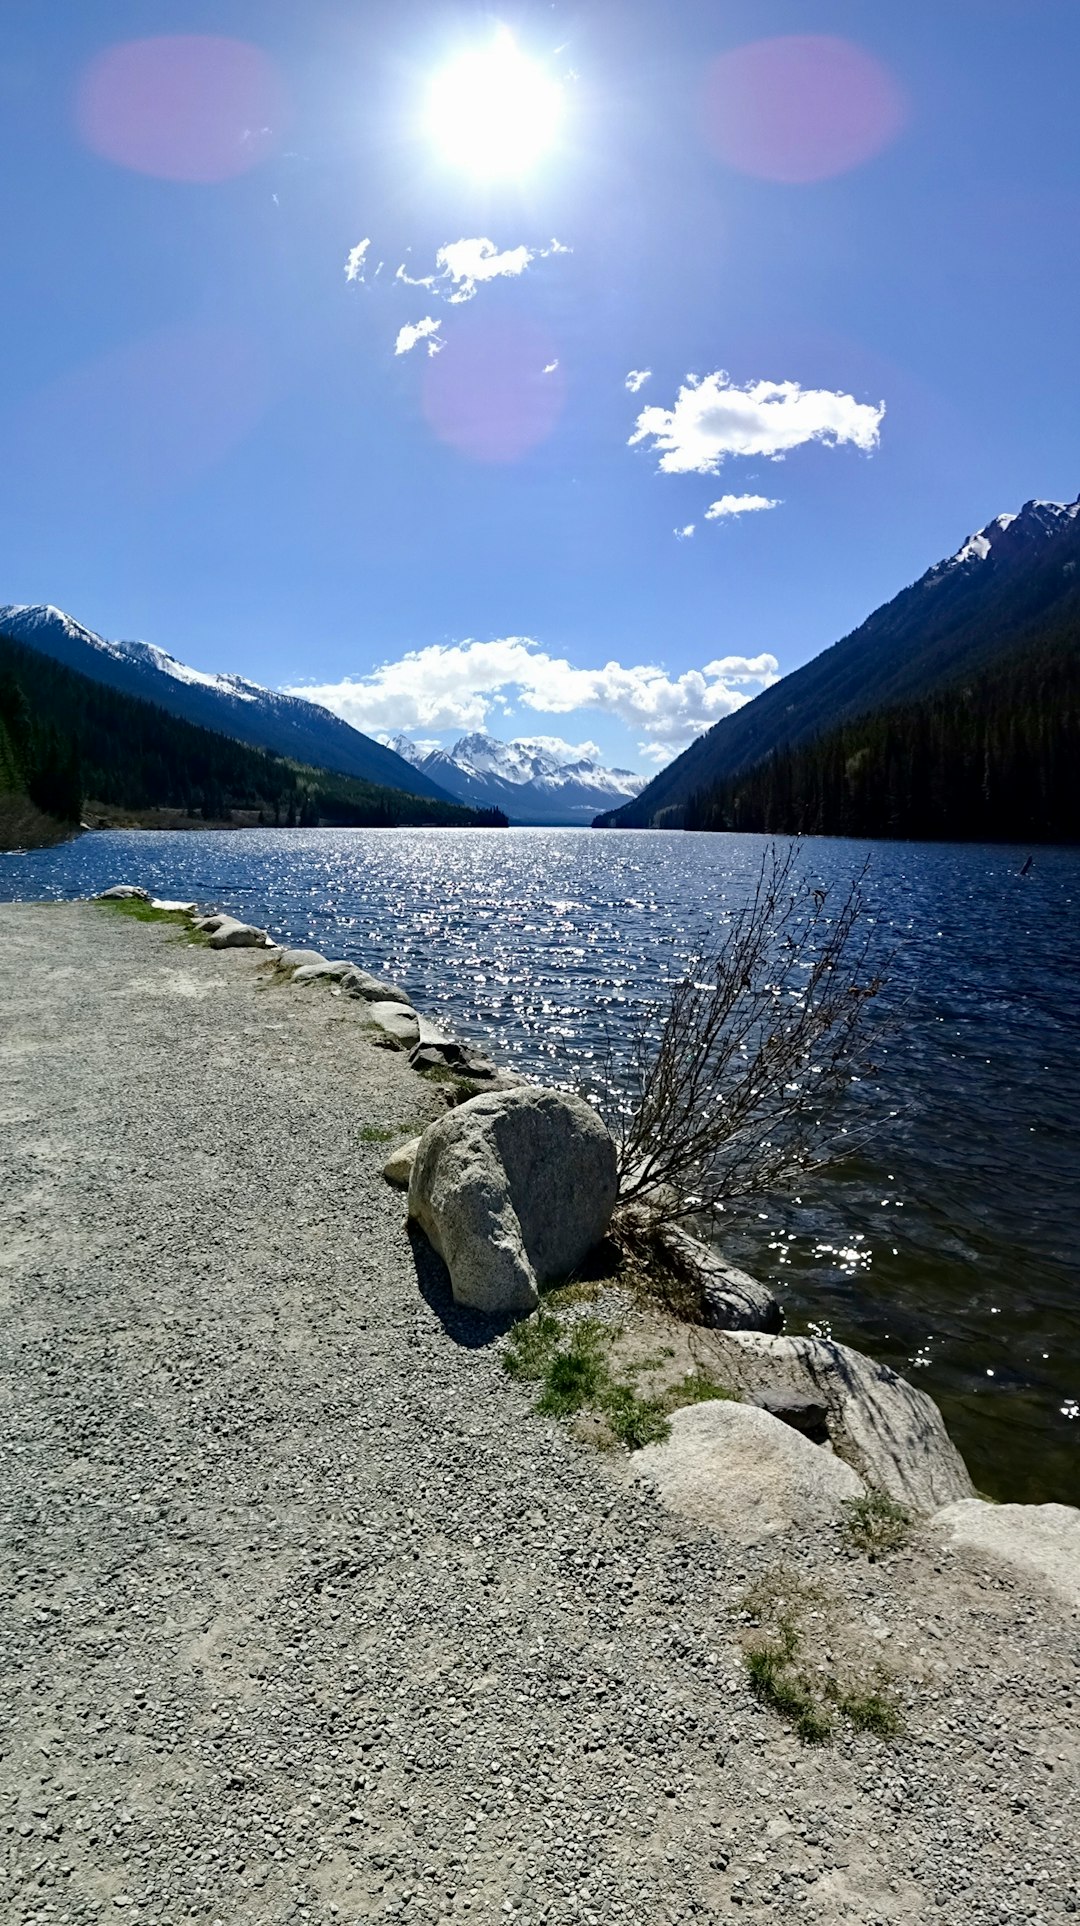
384,731,645,825
600,490,1080,827
0,606,455,802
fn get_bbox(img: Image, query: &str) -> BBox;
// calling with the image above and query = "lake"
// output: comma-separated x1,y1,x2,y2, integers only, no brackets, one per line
3,825,1077,1505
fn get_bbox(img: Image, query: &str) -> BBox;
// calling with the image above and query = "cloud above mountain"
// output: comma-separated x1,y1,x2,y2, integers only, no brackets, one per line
287,637,779,762
630,370,885,474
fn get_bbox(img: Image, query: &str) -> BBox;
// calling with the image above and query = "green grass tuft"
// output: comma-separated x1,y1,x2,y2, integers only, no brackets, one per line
667,1369,740,1410
837,1687,904,1737
841,1489,913,1558
358,1124,401,1144
535,1321,610,1417
95,897,208,943
502,1311,563,1384
601,1383,671,1450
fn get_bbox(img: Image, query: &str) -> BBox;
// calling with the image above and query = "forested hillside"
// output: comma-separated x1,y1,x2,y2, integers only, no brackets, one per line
0,633,505,836
684,629,1078,844
599,494,1080,829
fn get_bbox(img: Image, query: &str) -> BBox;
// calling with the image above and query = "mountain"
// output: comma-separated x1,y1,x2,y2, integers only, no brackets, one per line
0,605,455,804
384,731,645,826
0,630,503,842
598,494,1080,828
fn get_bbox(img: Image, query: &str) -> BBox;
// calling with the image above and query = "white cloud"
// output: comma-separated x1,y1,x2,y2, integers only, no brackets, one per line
513,734,604,765
394,316,444,357
287,637,780,759
344,238,371,283
542,359,559,375
629,370,885,475
674,524,696,541
625,369,651,393
704,493,780,519
393,236,569,306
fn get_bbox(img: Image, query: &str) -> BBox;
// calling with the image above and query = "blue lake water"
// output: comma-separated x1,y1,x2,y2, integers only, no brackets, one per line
3,825,1077,1504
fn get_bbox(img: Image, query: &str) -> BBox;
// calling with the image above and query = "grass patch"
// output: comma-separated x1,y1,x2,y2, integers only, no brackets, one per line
741,1566,904,1746
841,1489,913,1558
95,897,208,944
413,1063,484,1104
358,1124,401,1144
667,1368,739,1410
535,1320,610,1417
601,1383,671,1450
503,1310,563,1384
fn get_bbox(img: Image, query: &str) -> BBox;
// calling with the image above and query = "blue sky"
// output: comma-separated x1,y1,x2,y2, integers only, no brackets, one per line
2,1,1078,772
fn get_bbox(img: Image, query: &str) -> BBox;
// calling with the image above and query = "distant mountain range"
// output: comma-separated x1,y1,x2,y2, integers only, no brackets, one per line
598,494,1080,829
0,605,453,805
385,731,645,825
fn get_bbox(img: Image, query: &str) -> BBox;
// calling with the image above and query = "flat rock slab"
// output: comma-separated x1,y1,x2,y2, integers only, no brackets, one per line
932,1499,1080,1609
633,1398,865,1546
275,948,329,971
700,1329,974,1514
340,968,412,1005
291,960,354,984
367,1000,420,1046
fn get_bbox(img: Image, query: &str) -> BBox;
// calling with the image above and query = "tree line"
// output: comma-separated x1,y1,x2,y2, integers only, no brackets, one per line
0,632,507,830
684,627,1078,845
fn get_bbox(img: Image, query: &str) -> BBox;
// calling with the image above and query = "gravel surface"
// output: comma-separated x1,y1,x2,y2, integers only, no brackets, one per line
2,900,1077,1926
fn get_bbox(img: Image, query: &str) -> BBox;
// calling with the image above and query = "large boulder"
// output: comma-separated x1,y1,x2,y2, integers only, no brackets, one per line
932,1500,1080,1610
633,1399,865,1546
97,885,150,901
367,1001,421,1047
408,1087,618,1313
696,1329,974,1514
341,968,412,1006
291,960,354,984
206,917,269,949
274,948,329,972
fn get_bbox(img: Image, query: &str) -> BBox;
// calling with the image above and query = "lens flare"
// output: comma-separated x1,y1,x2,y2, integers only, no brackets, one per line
76,36,288,183
422,316,564,463
704,35,906,185
427,29,563,178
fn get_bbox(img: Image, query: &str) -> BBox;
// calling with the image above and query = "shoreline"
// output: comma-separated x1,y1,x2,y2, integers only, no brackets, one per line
1,894,1077,1925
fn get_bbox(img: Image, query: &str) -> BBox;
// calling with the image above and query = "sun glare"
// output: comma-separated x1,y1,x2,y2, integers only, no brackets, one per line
427,29,563,178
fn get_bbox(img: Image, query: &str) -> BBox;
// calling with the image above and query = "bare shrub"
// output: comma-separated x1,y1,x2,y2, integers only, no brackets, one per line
588,845,889,1229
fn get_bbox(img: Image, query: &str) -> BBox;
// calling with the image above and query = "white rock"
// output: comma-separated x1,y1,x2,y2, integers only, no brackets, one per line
206,917,269,949
275,948,329,972
291,960,354,985
340,968,412,1005
633,1398,866,1545
149,899,196,913
696,1329,974,1514
96,885,150,901
408,1086,618,1314
367,1002,421,1047
932,1500,1080,1610
383,1136,422,1188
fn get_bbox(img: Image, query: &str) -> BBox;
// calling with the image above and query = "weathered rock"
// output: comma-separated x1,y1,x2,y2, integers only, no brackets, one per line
932,1500,1080,1610
340,968,412,1005
207,917,270,950
291,960,355,985
409,1040,503,1082
655,1224,783,1334
750,1388,830,1442
408,1086,618,1314
366,1002,421,1047
275,948,329,972
633,1399,866,1546
696,1329,975,1514
383,1136,422,1188
96,885,150,901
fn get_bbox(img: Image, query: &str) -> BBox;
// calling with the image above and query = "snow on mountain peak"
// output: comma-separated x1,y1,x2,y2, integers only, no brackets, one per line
930,493,1080,583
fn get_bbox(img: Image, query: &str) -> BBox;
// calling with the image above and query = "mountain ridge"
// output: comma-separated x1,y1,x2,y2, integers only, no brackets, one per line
385,730,644,825
597,493,1080,828
0,605,456,804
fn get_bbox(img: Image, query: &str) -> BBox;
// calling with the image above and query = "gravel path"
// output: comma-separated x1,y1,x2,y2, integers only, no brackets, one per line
2,901,1077,1926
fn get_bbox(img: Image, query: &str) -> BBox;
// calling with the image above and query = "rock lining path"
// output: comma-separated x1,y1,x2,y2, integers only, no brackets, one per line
1,902,1077,1925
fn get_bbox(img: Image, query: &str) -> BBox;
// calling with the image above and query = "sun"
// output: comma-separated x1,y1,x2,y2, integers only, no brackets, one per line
427,28,564,178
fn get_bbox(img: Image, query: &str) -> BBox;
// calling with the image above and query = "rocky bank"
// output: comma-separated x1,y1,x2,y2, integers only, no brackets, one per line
0,897,1077,1926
